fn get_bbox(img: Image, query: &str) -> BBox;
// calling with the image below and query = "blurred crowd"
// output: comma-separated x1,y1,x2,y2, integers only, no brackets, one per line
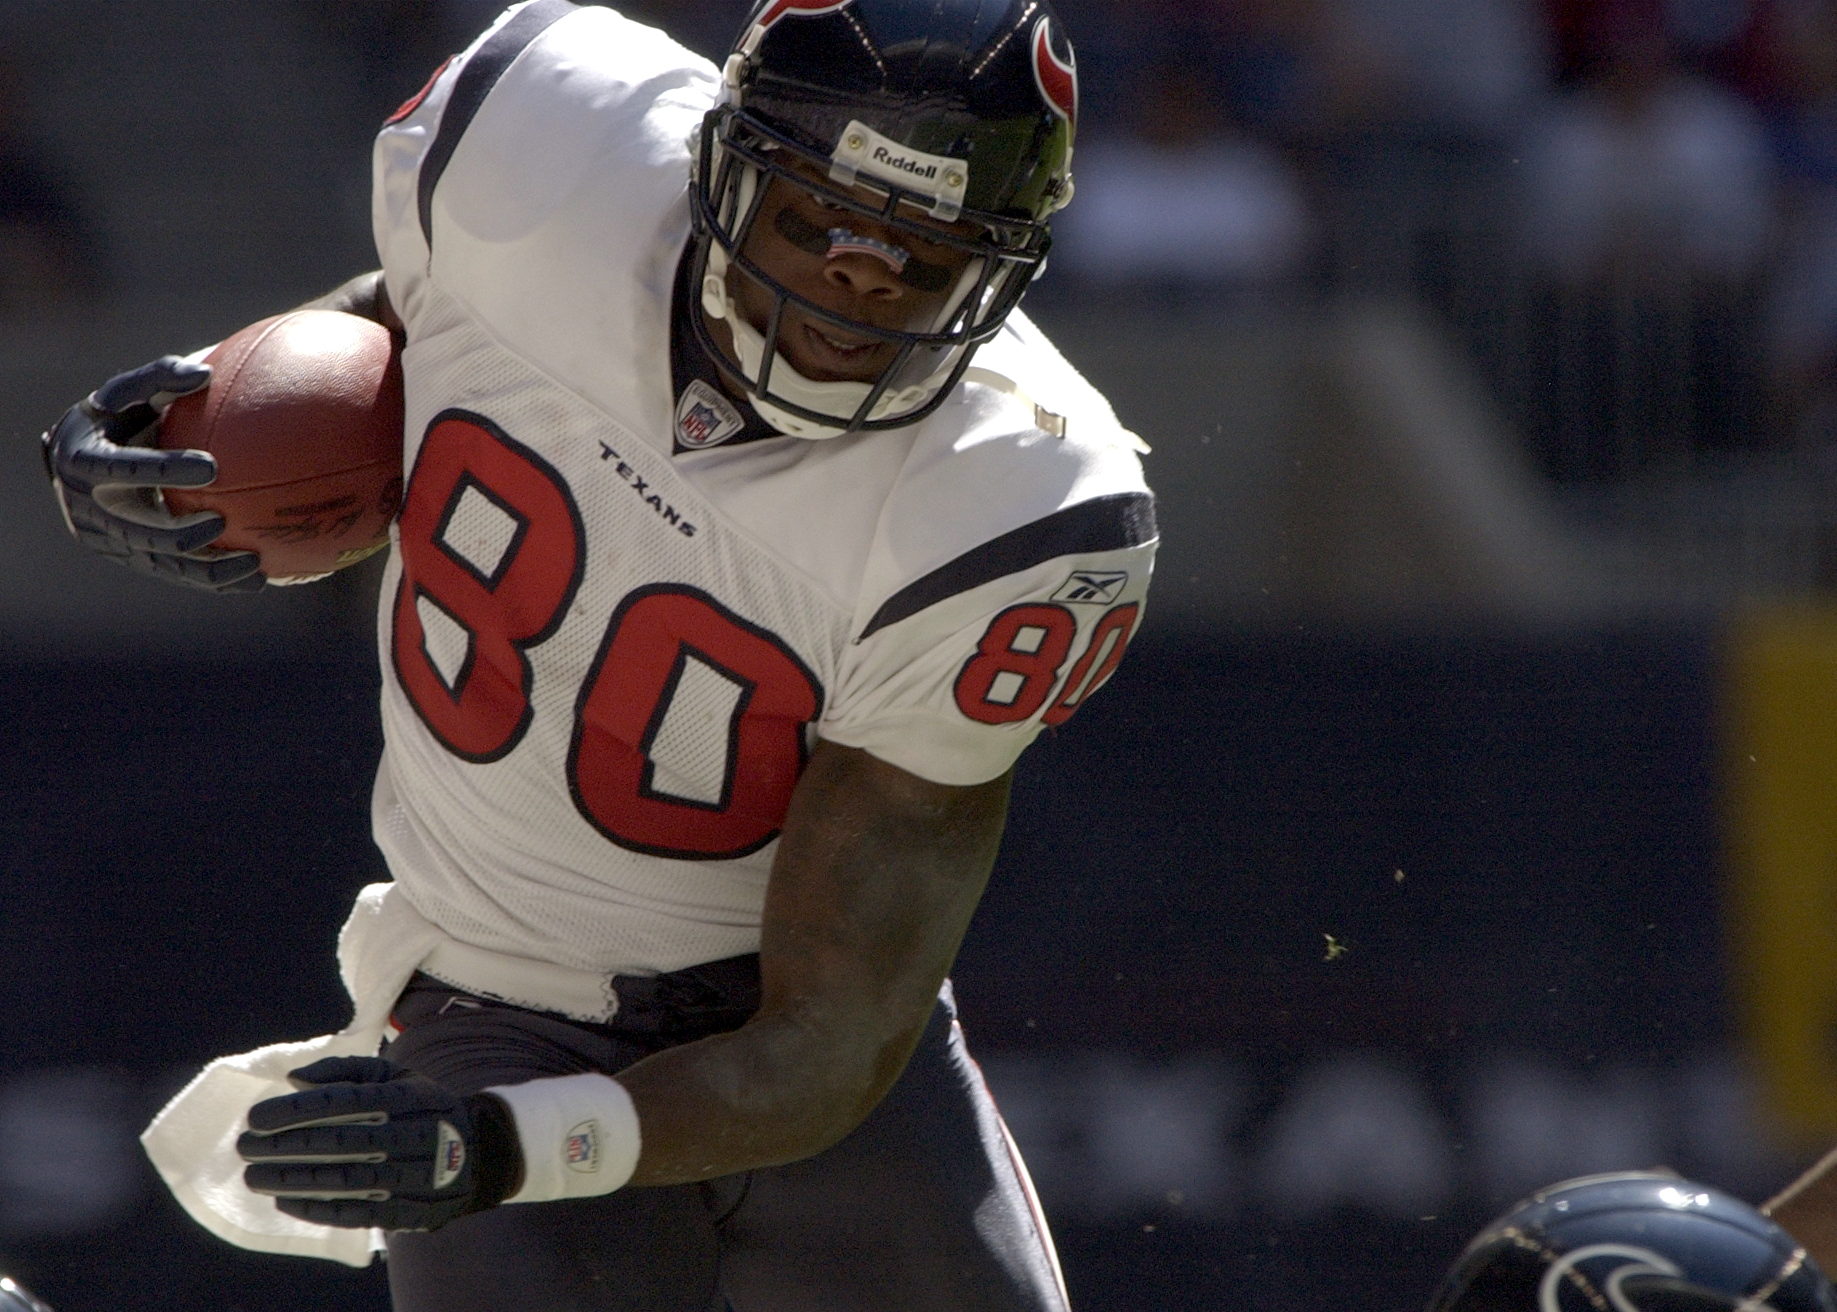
4,0,1835,470
1049,0,1811,281
1044,0,1837,470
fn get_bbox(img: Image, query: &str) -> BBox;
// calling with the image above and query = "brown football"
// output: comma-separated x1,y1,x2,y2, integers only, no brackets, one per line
158,309,405,582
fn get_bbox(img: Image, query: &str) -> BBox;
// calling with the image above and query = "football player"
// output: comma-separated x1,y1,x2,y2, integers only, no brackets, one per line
1430,1171,1837,1312
42,1,1154,1310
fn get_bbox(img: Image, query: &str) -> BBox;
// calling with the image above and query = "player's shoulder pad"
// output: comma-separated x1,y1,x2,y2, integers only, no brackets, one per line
374,0,718,318
384,2,717,137
970,310,1137,438
857,319,1156,640
914,306,1153,540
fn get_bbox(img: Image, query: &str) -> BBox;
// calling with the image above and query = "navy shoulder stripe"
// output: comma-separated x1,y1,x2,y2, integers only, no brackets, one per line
417,0,582,248
857,491,1156,640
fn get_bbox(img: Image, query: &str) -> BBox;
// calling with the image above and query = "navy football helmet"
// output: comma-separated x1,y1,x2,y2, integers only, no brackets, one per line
0,1276,52,1312
1430,1172,1837,1312
690,0,1077,438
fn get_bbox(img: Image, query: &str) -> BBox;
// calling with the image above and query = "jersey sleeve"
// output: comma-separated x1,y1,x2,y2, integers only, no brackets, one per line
371,1,715,334
371,2,532,324
821,340,1158,787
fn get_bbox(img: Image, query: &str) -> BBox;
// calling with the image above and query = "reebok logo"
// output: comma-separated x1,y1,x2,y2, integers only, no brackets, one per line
1052,571,1128,605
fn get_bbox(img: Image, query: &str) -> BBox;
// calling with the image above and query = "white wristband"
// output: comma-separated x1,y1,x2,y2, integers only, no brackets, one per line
485,1072,642,1204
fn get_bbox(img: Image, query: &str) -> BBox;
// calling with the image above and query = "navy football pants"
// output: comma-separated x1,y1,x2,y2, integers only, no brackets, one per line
380,975,1069,1312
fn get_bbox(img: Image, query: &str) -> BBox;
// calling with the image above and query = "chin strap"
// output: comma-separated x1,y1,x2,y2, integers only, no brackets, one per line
699,238,946,439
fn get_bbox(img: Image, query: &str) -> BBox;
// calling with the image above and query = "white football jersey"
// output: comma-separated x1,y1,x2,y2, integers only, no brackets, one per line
366,0,1157,977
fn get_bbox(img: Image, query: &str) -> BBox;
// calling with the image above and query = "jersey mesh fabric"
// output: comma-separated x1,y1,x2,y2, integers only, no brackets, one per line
377,290,849,972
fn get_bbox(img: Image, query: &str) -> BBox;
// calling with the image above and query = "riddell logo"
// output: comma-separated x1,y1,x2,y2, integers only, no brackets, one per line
834,119,969,218
872,146,937,180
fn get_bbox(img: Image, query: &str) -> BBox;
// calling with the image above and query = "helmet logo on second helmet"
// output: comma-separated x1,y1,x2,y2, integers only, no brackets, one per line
1538,1243,1792,1312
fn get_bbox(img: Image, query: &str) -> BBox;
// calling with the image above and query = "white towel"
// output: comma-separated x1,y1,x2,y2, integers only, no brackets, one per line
139,882,442,1267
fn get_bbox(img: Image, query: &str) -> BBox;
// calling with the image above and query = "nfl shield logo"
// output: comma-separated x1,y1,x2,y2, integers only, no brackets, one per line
433,1121,467,1189
675,379,745,450
566,1120,601,1173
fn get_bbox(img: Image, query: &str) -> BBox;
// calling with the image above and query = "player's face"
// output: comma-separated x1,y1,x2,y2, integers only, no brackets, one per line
727,161,982,384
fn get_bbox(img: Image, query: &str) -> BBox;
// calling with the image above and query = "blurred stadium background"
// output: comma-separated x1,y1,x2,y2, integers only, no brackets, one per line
4,0,1837,1307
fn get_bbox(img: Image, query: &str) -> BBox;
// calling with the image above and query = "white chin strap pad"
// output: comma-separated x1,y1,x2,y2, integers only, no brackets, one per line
486,1072,642,1204
702,242,869,439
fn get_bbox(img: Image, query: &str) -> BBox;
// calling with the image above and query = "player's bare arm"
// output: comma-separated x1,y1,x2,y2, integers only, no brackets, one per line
615,740,1011,1183
237,742,1013,1222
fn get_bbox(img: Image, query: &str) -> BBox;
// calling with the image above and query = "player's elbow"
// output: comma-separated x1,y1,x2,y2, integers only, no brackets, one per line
738,1010,923,1162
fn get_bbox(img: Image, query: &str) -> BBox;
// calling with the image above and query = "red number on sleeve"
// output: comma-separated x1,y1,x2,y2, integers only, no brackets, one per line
953,604,1078,725
1043,602,1139,726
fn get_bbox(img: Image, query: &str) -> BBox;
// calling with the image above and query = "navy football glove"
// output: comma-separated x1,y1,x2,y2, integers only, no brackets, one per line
238,1056,522,1232
41,356,265,593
